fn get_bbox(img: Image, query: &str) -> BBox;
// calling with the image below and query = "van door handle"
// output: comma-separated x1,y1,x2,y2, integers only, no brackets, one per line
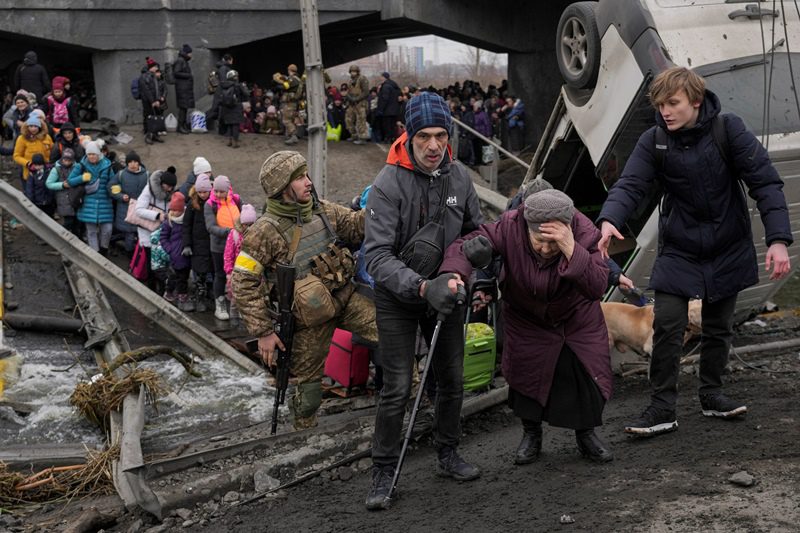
728,4,779,19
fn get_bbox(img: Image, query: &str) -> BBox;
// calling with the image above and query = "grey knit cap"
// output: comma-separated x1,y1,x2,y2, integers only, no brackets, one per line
523,189,574,231
521,178,554,200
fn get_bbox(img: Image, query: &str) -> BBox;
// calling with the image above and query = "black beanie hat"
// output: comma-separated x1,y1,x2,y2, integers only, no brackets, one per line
160,165,178,187
60,122,75,132
125,151,141,165
181,43,192,55
31,153,45,166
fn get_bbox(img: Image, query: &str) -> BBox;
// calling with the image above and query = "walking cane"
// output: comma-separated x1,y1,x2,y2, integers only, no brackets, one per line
386,284,466,504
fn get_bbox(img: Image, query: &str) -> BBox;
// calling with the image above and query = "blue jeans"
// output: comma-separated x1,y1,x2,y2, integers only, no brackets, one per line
371,286,466,466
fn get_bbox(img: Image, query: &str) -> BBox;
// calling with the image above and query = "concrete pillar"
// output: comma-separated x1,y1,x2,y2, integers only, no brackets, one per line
93,47,217,127
507,50,563,151
93,50,149,125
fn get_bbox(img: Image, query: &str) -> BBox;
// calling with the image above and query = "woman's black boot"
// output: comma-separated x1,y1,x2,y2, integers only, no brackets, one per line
514,420,542,465
576,429,613,463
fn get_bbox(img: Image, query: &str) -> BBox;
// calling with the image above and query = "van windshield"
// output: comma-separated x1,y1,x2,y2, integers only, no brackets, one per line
699,52,800,136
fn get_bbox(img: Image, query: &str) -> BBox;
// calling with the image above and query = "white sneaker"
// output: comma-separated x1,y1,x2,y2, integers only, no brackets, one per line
214,296,230,320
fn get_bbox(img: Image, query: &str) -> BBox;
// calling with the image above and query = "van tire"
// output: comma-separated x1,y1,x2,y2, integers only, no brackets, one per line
556,2,601,89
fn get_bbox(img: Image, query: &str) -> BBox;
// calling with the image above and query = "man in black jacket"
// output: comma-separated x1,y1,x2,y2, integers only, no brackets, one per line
139,58,167,144
173,44,195,134
14,51,50,102
377,72,401,144
597,67,792,438
363,92,484,510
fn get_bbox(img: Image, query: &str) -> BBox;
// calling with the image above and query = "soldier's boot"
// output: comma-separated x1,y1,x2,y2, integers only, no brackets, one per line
353,137,365,145
291,382,322,430
214,296,230,320
284,134,298,146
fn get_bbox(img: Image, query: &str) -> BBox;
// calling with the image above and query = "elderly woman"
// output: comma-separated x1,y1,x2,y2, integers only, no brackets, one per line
440,189,614,464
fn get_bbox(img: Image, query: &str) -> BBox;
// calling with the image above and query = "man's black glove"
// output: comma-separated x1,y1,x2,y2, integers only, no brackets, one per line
423,273,459,316
463,235,493,269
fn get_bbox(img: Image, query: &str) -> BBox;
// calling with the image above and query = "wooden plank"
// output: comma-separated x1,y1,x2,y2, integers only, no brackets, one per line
0,180,261,374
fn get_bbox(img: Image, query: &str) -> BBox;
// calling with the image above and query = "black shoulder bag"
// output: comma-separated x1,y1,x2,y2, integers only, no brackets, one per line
399,172,450,279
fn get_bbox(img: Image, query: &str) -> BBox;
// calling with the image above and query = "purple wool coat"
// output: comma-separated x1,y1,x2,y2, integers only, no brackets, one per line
440,207,612,405
160,217,191,271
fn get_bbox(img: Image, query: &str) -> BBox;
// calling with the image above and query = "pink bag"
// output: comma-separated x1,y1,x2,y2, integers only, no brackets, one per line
324,329,370,392
129,241,148,281
125,199,163,232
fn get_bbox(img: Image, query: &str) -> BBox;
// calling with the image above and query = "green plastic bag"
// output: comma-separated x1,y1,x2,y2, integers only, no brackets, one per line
326,122,342,142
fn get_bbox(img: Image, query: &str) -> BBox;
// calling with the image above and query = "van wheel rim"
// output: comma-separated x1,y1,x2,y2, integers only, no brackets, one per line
560,17,588,77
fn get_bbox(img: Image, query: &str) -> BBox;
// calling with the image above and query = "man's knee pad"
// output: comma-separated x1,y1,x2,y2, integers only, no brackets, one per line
291,381,323,419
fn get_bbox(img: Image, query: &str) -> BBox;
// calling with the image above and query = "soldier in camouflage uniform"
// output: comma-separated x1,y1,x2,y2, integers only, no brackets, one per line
345,65,370,144
273,64,303,146
231,151,377,429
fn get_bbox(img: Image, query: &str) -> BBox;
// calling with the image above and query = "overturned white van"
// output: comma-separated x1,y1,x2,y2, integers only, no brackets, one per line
527,0,800,319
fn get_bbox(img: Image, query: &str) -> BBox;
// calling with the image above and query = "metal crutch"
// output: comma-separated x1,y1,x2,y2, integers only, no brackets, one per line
385,284,466,504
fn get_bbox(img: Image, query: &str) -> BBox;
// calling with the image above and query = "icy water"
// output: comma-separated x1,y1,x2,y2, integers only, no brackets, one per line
1,332,275,453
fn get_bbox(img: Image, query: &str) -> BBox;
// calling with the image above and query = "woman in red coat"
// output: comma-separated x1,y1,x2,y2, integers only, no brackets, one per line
441,189,613,464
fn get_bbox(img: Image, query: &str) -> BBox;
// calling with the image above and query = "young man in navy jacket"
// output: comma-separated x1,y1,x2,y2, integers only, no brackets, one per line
597,67,792,437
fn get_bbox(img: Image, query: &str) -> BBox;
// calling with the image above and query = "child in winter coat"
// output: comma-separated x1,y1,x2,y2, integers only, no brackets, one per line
204,175,241,320
160,192,193,311
46,148,81,236
149,226,170,297
223,204,257,320
24,153,55,217
183,174,214,312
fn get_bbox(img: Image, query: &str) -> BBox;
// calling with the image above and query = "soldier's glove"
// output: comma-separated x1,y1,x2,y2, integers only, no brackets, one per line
423,273,459,316
181,246,193,257
463,235,493,269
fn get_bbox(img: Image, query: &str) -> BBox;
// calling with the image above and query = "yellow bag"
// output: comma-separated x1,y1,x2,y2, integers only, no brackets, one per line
326,122,342,142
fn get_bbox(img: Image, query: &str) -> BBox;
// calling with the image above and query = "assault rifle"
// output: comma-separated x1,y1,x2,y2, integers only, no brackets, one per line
271,263,296,435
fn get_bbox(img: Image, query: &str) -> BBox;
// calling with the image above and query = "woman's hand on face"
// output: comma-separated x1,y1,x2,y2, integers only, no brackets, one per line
538,221,575,260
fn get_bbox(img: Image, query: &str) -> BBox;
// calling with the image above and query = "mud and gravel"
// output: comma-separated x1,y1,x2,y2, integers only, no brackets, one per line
3,128,800,532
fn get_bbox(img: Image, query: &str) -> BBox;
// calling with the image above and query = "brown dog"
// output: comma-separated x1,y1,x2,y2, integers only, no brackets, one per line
601,300,703,357
601,302,655,356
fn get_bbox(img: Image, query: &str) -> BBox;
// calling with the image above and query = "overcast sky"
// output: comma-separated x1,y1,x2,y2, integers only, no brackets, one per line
387,35,507,66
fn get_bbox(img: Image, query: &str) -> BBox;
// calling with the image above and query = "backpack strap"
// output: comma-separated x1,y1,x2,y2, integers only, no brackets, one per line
711,114,732,169
653,125,668,173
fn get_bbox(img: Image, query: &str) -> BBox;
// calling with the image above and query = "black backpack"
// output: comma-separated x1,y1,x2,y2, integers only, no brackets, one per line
221,85,239,107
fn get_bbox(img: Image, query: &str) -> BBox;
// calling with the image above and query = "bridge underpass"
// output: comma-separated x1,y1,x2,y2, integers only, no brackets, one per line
0,0,575,148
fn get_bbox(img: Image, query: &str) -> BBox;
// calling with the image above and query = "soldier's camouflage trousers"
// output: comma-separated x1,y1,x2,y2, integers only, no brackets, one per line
289,290,377,429
282,102,297,137
345,101,368,140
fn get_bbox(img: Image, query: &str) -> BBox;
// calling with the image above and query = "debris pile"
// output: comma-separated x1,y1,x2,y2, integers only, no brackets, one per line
0,445,119,507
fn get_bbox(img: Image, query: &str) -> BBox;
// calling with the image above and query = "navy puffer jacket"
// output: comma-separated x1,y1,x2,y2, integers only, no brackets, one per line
598,90,792,303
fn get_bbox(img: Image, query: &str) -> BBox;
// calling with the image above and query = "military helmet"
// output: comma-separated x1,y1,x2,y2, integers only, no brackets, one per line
260,151,308,198
349,64,360,74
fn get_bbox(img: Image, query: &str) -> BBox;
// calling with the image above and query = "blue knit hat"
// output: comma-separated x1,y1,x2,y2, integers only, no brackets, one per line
26,115,41,128
404,92,452,140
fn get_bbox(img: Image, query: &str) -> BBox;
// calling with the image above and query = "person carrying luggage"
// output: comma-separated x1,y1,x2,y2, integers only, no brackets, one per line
231,151,377,430
443,189,614,466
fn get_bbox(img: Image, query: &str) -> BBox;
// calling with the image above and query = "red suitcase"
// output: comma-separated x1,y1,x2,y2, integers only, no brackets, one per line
324,328,370,393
